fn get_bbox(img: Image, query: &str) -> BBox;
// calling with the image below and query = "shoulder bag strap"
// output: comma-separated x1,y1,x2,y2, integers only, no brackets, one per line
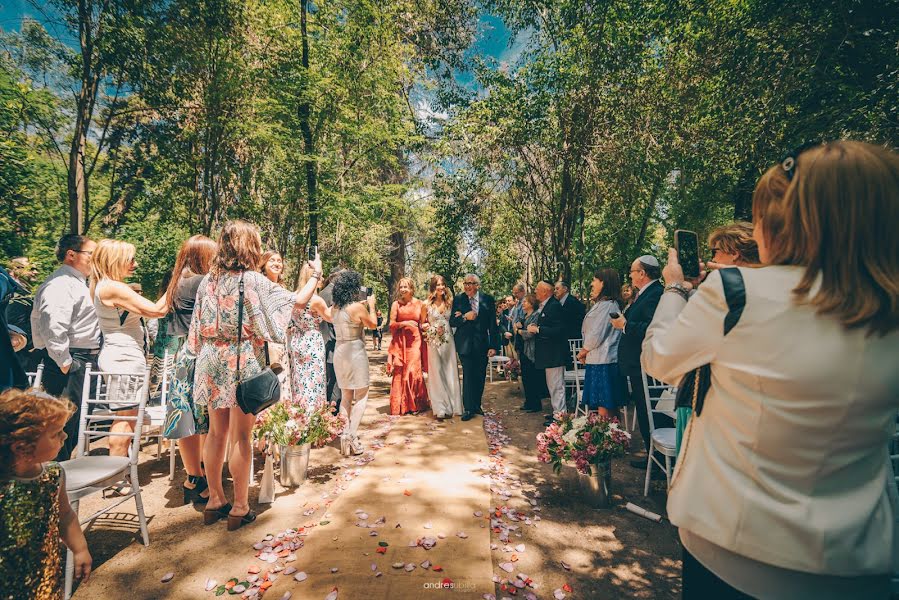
236,271,245,383
719,268,746,335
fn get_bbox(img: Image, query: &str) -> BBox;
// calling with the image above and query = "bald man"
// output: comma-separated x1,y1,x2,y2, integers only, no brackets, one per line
528,281,569,425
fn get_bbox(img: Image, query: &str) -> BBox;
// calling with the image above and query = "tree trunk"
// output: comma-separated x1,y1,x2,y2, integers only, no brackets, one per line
299,0,317,247
68,0,101,234
388,230,405,307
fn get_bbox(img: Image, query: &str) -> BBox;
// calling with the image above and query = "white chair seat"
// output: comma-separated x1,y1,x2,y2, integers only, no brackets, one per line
563,371,584,382
651,427,677,453
61,456,130,490
490,356,510,364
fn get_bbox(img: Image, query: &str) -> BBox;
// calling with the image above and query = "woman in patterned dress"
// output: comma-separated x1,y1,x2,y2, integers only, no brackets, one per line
187,221,322,530
287,263,331,410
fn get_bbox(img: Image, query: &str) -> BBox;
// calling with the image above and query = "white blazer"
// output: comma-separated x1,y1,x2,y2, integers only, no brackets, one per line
642,265,899,575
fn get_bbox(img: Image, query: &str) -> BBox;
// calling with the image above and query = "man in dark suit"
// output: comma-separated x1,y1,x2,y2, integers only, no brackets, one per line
554,280,586,343
529,281,569,426
611,255,671,461
450,273,500,421
319,269,343,412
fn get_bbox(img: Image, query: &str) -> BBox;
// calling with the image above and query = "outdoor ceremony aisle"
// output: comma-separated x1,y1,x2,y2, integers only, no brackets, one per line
72,346,495,600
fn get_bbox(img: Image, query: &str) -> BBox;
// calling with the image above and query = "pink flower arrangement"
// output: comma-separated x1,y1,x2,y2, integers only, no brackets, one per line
504,358,521,381
537,413,631,475
255,401,346,447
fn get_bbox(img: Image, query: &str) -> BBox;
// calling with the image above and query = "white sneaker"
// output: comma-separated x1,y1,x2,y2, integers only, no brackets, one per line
350,436,364,455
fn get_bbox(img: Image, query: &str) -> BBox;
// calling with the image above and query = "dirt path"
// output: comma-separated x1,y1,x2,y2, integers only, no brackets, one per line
73,341,681,599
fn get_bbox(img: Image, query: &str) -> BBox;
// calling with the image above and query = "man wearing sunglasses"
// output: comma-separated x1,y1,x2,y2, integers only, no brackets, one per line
451,274,500,421
30,233,101,461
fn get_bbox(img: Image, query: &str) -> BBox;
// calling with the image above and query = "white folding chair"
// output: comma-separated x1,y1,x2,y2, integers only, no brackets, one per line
488,345,511,382
564,338,584,412
26,362,45,389
143,349,174,460
641,369,677,496
61,364,151,599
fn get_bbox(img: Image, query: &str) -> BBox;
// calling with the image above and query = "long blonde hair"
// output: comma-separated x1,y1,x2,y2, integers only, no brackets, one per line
757,140,899,336
90,239,136,297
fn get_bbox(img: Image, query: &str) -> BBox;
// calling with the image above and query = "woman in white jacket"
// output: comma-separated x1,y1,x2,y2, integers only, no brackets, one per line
576,268,624,418
643,140,899,599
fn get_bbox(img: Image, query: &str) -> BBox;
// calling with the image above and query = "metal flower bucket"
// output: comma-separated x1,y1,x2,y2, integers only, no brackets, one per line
580,460,612,508
279,443,311,487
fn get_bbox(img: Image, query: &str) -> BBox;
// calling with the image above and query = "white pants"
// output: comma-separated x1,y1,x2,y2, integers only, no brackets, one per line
545,367,566,415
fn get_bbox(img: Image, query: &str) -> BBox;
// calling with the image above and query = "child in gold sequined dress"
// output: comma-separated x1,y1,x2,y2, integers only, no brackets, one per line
0,389,92,599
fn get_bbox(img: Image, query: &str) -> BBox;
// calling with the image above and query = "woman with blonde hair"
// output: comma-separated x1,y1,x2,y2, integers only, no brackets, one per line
188,221,321,530
387,277,429,415
707,221,760,268
286,262,331,410
259,251,285,285
421,275,461,419
163,234,217,503
644,140,899,598
91,239,168,457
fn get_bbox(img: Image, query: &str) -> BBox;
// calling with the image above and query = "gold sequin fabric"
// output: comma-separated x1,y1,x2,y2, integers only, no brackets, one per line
0,462,63,600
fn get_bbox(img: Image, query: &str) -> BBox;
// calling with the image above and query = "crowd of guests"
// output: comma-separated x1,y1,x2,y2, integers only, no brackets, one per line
1,140,898,598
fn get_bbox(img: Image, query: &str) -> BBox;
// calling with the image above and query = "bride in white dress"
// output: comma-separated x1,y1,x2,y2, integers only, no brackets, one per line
420,275,463,419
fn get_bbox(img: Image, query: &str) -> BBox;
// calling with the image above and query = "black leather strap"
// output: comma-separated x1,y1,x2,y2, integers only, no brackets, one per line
236,272,245,383
719,268,746,336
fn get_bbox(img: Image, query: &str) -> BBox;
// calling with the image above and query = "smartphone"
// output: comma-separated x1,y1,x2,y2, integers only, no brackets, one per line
365,287,373,296
674,229,701,279
307,245,318,261
610,312,620,319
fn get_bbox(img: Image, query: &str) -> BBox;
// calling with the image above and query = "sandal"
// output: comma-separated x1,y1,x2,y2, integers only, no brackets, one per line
183,475,209,505
227,509,257,531
203,502,232,525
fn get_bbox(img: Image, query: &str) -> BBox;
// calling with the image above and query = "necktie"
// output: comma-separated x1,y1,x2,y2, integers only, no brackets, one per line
470,295,478,315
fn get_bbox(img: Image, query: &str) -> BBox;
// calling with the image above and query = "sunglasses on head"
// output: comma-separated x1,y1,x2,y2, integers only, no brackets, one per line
780,141,823,181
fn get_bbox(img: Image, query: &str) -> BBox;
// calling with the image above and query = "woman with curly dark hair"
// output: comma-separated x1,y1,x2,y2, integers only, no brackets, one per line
331,270,377,455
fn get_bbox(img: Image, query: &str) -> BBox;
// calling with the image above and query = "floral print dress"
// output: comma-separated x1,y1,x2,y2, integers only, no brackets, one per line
187,270,297,411
287,303,326,410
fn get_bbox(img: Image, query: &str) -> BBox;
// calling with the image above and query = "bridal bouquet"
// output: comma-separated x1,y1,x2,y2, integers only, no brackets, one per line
424,318,450,347
537,413,631,475
255,401,346,448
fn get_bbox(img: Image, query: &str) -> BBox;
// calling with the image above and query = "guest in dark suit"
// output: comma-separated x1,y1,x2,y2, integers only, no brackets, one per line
319,269,344,412
611,255,671,457
450,273,500,421
554,280,586,343
529,281,569,426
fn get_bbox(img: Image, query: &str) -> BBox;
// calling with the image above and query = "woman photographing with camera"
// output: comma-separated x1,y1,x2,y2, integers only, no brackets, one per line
330,271,377,456
643,141,899,599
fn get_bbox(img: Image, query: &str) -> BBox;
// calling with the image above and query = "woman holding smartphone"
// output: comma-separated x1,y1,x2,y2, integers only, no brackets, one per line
331,270,377,455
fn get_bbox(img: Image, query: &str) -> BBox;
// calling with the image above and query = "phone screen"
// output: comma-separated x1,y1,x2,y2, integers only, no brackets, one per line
307,245,318,261
675,230,701,279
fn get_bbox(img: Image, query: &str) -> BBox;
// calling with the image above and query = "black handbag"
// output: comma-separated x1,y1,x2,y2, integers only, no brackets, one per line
674,268,746,416
234,272,283,415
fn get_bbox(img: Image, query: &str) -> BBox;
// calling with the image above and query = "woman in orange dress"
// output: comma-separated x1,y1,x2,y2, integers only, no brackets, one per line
386,277,429,415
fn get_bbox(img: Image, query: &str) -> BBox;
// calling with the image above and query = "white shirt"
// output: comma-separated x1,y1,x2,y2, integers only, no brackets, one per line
558,292,570,306
31,264,101,369
635,278,659,299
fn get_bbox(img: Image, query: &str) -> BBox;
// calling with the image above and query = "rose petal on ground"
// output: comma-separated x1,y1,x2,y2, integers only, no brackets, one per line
358,513,369,519
404,563,415,572
375,572,383,577
283,567,297,576
525,593,537,600
456,531,469,539
371,563,378,571
279,593,292,600
403,490,412,496
560,560,571,570
376,547,386,554
474,511,484,517
562,583,572,592
392,562,405,569
420,560,431,569
325,589,338,600
232,585,246,594
161,573,174,583
492,576,501,583
437,533,447,539
483,595,497,600
330,568,338,573
247,575,259,583
432,565,443,572
205,579,218,591
294,572,308,583
515,544,525,552
499,562,514,573
553,590,566,600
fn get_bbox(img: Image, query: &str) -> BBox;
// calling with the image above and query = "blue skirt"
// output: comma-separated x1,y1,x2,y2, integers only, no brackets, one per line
582,363,624,410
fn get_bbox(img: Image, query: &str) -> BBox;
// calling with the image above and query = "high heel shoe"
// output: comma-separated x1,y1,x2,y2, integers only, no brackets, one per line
350,436,364,456
227,509,257,531
203,502,232,525
183,475,209,504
